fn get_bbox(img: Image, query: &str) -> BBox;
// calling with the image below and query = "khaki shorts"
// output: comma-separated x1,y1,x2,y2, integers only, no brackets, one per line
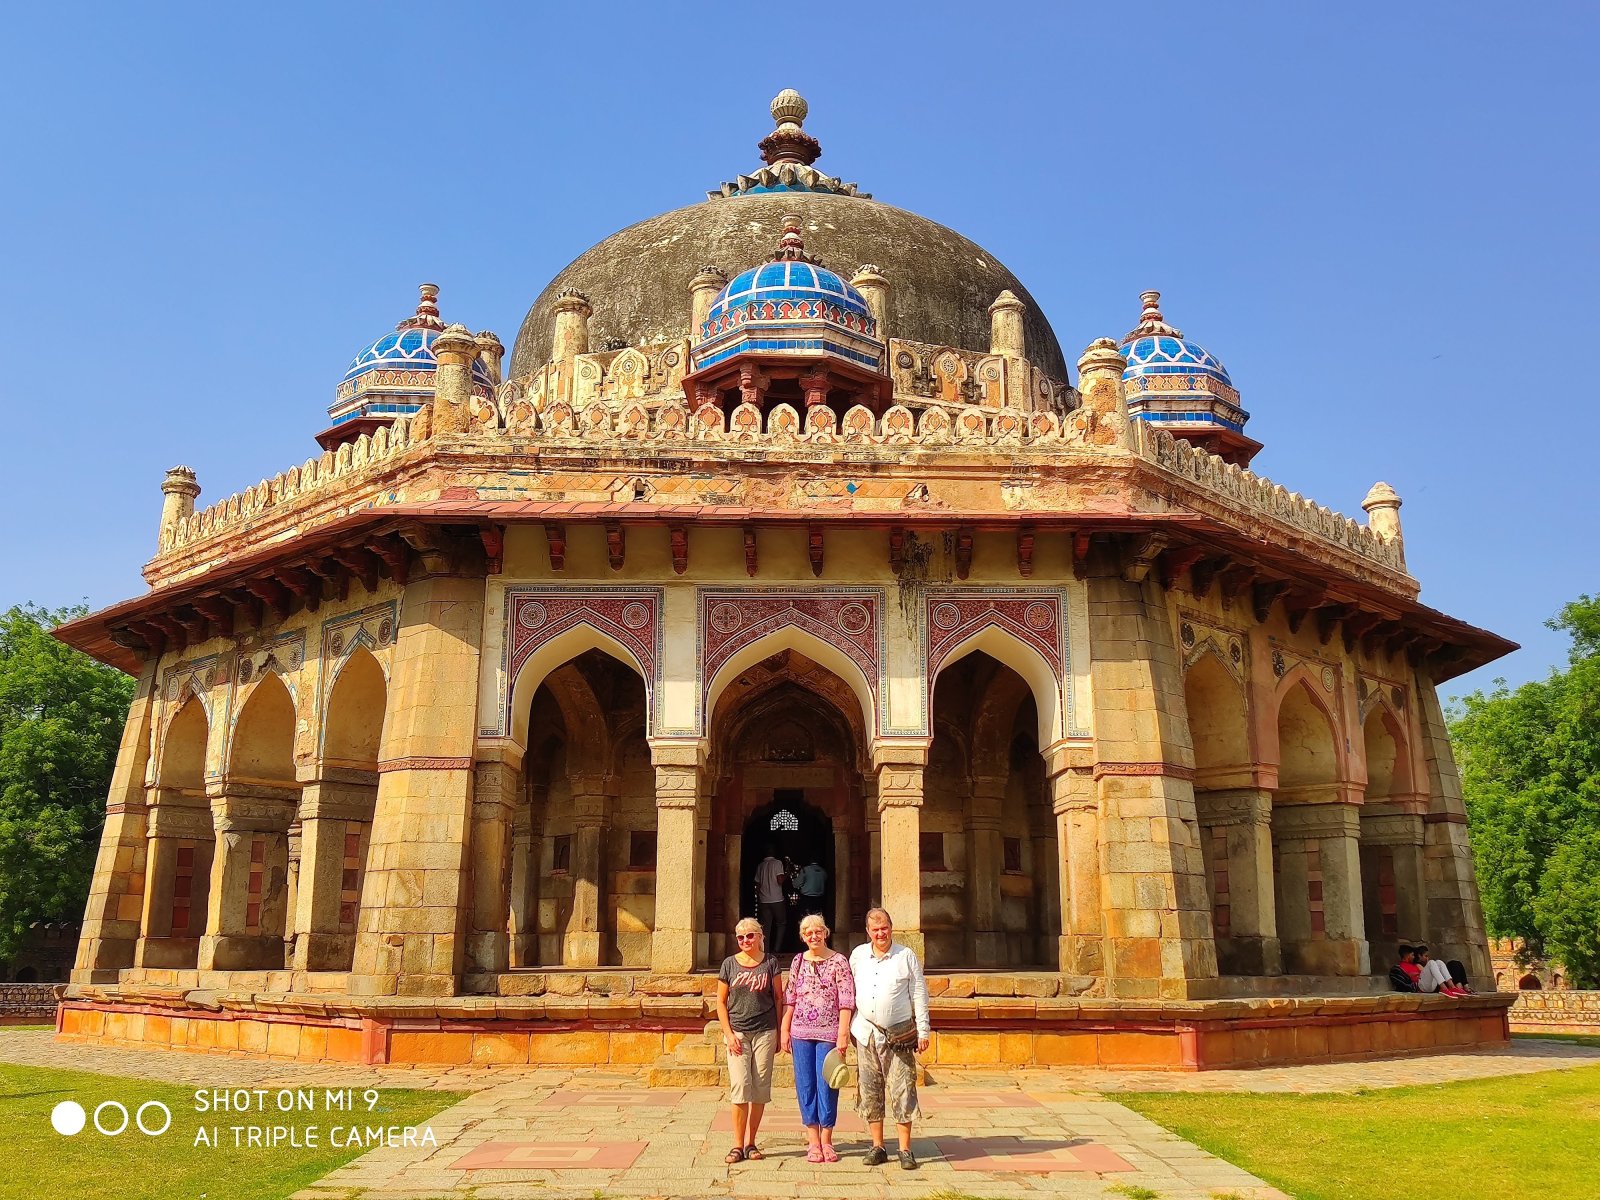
726,1027,777,1105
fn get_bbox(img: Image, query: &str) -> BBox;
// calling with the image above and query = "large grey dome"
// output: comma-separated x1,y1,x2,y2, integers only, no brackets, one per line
509,190,1068,382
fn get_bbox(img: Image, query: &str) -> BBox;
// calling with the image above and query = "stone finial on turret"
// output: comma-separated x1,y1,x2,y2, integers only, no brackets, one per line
552,288,593,361
1362,482,1405,566
689,266,728,342
400,282,447,332
850,265,890,337
159,466,200,545
1075,338,1131,448
760,89,821,167
989,290,1027,359
431,324,478,435
474,330,505,386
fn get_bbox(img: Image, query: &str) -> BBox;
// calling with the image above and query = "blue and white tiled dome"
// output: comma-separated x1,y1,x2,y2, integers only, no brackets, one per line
1118,290,1245,428
331,284,492,419
701,259,876,341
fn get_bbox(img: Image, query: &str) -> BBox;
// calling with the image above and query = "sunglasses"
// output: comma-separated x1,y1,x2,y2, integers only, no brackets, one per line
736,933,761,941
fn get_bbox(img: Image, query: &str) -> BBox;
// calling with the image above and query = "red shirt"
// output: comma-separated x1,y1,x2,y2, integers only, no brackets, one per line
1401,961,1422,982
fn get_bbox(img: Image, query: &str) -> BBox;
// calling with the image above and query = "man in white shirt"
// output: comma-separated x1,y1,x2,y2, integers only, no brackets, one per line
848,907,930,1170
755,847,788,954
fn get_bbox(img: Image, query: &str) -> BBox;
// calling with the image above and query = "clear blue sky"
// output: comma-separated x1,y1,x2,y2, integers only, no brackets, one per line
3,3,1594,701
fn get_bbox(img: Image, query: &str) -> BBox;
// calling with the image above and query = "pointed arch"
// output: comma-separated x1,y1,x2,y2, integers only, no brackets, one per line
931,623,1061,747
510,623,650,750
229,672,297,784
1185,651,1251,784
1362,702,1412,800
158,695,209,792
322,646,387,769
703,624,876,740
969,662,1034,776
1273,676,1341,792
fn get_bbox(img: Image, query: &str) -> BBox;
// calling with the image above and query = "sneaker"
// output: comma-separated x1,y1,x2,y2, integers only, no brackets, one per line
898,1149,919,1171
863,1145,889,1166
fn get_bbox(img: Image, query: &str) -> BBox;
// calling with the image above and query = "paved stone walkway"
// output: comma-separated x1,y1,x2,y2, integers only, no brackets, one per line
6,1028,1600,1199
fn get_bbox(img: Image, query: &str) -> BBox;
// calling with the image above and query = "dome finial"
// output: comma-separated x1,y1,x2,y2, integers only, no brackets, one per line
772,214,821,265
1123,288,1181,342
760,89,821,167
399,282,446,332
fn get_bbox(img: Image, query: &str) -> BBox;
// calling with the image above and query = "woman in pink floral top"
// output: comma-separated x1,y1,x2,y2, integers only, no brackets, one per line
779,912,855,1162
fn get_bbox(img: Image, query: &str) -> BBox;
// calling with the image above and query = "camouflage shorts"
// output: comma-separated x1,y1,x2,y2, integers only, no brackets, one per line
854,1035,918,1123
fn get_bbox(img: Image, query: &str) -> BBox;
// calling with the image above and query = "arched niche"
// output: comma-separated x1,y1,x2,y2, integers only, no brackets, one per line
1362,705,1412,802
322,648,387,769
510,623,649,751
230,673,297,785
159,696,209,792
1275,679,1340,797
933,623,1062,748
1185,652,1251,785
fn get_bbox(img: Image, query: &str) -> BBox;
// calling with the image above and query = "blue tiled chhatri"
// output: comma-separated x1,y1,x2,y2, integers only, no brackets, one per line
1118,291,1249,437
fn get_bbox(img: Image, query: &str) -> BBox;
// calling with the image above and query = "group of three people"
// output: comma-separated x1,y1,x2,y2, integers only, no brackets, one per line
716,906,930,1170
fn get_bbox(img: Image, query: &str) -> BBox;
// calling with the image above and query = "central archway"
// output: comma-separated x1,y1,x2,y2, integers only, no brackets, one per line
706,650,870,962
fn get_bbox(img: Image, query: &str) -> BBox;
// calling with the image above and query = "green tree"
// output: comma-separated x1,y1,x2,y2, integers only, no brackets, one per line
1451,594,1600,986
0,604,135,961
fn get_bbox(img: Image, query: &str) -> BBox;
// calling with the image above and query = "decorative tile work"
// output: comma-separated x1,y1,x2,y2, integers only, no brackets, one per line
696,588,886,735
495,587,664,736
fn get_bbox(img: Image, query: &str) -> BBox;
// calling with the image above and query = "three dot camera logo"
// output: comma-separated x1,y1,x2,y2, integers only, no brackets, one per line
51,1097,172,1137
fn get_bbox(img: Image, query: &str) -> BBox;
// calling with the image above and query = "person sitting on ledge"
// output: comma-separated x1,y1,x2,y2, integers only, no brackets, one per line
1415,944,1469,996
1389,944,1421,992
1447,959,1476,994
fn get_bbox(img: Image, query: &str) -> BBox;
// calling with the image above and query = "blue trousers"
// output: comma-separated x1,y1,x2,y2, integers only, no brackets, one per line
792,1038,839,1128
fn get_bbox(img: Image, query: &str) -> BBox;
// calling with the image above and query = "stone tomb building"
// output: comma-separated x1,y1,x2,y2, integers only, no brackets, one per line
56,94,1516,1071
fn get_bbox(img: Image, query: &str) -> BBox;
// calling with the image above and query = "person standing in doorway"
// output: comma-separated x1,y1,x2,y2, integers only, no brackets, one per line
755,845,788,954
796,855,827,916
849,907,930,1170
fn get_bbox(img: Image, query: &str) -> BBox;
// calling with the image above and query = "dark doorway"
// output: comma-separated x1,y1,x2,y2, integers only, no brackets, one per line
740,790,835,958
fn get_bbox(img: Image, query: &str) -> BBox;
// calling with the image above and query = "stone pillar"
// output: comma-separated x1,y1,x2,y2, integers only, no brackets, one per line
431,323,478,436
1362,482,1405,569
967,774,1006,966
1076,339,1132,448
474,330,505,386
1087,564,1218,999
283,820,302,966
1415,676,1493,980
850,265,890,336
565,772,610,967
875,749,925,960
465,750,521,983
1049,759,1102,975
508,797,539,967
349,571,484,997
1194,788,1281,976
551,289,592,361
292,770,376,972
833,824,852,938
136,800,215,968
158,466,200,550
1360,808,1428,949
198,787,296,971
1271,802,1369,976
651,743,708,972
74,659,158,982
689,267,727,341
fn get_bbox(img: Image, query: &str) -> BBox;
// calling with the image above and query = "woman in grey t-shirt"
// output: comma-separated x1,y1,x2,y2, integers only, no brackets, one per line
716,916,785,1163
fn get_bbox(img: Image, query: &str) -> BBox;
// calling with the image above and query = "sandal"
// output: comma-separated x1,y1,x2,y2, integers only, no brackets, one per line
806,1146,824,1163
744,1144,764,1160
724,1147,746,1164
822,1145,840,1163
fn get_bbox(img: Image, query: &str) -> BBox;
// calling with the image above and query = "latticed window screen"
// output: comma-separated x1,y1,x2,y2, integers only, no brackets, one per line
769,809,799,832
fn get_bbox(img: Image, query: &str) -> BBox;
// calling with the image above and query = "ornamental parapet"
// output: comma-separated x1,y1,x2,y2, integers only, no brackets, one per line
158,389,1404,585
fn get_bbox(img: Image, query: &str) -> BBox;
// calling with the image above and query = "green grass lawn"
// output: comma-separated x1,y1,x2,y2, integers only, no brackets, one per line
1514,1031,1600,1049
1121,1064,1600,1200
0,1062,463,1200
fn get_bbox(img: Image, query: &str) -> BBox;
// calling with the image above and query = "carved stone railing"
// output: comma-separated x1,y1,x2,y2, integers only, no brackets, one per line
160,395,1402,578
161,417,422,553
1131,423,1404,573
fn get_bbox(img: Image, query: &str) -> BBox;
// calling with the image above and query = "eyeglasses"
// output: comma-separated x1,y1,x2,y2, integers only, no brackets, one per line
736,933,760,941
